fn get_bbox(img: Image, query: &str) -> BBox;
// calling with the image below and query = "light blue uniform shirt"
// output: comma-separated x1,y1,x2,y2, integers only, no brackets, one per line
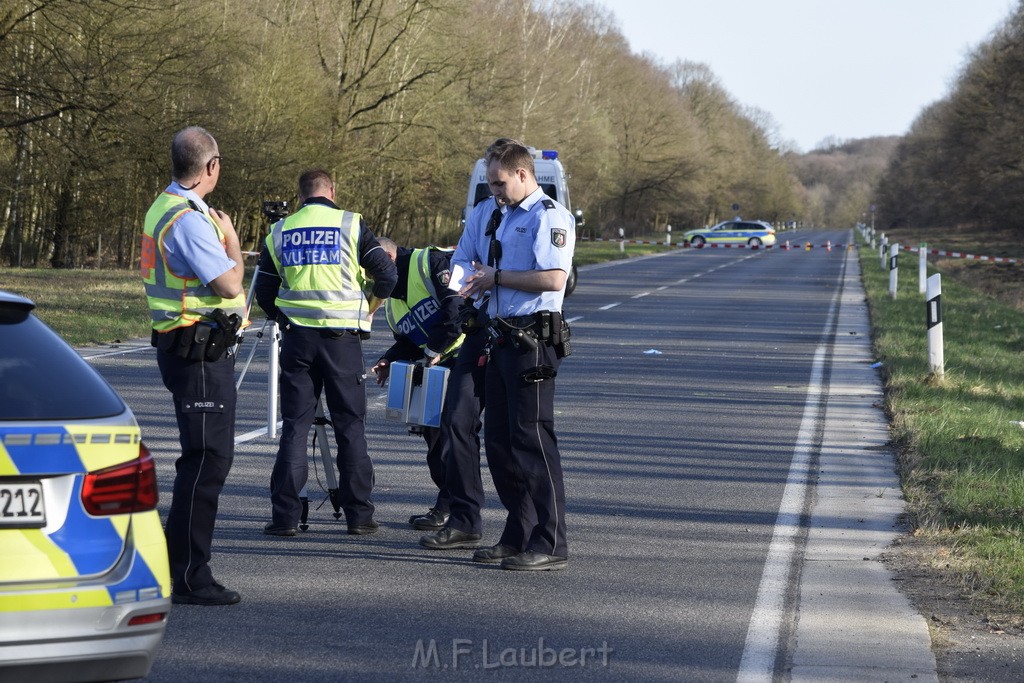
160,182,237,286
452,188,574,318
451,197,501,311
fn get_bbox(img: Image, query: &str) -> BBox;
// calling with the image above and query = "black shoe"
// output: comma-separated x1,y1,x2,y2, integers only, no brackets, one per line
472,543,520,564
409,508,449,530
500,551,568,571
347,520,379,535
419,527,482,550
264,522,298,537
172,582,242,606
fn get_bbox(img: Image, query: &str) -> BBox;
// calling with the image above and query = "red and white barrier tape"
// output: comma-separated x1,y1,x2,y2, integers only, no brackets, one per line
579,236,1021,262
898,244,1019,264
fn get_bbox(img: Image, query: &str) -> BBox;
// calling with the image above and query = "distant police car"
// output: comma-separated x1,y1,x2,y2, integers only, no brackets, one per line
683,220,777,248
0,290,170,682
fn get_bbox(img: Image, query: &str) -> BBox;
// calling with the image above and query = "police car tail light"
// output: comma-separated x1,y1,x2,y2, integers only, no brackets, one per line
81,444,159,516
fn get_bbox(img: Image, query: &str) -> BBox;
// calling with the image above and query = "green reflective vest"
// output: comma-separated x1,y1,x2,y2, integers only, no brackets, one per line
385,248,464,360
265,204,369,330
141,191,246,332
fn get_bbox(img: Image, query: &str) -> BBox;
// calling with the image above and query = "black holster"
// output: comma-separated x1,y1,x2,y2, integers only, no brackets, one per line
151,309,241,361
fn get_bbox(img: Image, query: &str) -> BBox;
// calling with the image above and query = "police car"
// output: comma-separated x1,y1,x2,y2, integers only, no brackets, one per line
0,291,170,681
683,219,777,248
464,146,581,295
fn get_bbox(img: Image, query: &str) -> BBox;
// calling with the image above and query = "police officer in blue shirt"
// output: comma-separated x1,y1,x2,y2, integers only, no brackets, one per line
451,141,575,571
142,126,246,605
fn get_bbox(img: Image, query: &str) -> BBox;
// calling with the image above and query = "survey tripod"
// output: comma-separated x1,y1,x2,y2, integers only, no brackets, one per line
235,212,344,530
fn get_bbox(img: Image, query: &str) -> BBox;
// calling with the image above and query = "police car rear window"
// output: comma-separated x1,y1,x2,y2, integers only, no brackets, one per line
0,313,125,420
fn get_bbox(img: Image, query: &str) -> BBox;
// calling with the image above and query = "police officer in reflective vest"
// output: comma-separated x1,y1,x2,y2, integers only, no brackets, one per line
255,169,397,537
371,238,463,531
455,141,575,571
142,126,246,605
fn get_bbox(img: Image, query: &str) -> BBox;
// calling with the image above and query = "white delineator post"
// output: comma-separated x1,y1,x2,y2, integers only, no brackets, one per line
926,273,944,377
918,243,927,294
879,234,887,270
267,321,280,439
888,242,899,299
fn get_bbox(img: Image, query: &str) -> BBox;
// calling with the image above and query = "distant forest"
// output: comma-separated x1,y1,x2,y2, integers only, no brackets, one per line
0,0,1013,269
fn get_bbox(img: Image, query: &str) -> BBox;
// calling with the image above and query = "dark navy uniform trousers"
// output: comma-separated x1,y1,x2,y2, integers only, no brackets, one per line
270,326,374,528
157,349,235,594
442,329,488,534
485,336,567,557
420,425,449,513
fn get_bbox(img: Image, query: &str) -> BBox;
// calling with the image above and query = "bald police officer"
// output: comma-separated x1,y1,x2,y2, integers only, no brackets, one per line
142,126,246,605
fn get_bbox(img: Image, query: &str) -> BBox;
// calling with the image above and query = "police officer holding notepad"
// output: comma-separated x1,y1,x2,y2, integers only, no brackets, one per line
454,141,575,571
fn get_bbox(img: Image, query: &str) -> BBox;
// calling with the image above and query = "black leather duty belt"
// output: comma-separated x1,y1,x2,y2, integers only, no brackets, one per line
503,311,555,330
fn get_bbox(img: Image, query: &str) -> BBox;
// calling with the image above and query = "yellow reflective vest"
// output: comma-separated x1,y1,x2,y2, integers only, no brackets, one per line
265,203,369,330
385,248,464,360
141,191,246,332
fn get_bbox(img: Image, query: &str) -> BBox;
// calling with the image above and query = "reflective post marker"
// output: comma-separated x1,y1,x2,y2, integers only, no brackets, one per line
926,273,944,377
889,242,899,299
665,224,672,246
918,243,927,294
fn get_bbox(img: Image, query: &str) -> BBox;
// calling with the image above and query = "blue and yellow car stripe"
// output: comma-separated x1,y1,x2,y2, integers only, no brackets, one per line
0,426,170,612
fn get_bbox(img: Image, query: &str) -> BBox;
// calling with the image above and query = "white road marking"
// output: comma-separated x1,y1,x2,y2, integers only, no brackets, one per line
599,302,621,310
736,252,843,682
236,422,282,444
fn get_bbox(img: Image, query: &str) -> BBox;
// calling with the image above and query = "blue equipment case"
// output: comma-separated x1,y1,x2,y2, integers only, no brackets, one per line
385,361,449,428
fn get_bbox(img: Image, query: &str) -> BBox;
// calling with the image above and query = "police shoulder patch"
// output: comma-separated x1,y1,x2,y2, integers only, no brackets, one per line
438,269,451,287
542,198,556,209
551,228,567,248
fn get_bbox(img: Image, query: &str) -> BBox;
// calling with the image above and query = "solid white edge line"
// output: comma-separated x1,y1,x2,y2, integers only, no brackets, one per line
735,253,843,682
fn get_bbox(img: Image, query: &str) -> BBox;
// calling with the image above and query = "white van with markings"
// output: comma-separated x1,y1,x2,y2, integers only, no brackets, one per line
463,147,581,295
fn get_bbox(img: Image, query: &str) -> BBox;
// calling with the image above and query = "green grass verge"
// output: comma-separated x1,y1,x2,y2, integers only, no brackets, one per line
859,236,1024,612
573,237,674,265
2,269,151,346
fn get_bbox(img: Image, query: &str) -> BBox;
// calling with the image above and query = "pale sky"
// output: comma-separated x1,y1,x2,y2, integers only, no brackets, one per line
597,0,1017,151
